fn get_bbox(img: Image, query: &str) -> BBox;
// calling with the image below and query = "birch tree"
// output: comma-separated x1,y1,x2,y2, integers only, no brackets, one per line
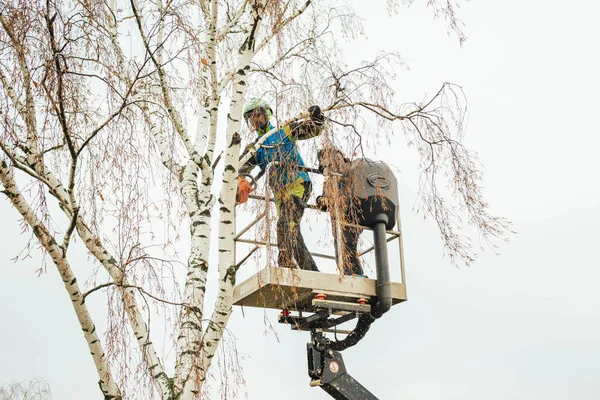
0,0,511,399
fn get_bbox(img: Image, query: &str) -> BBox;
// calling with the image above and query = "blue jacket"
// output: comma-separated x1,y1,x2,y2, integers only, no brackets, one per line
244,121,322,191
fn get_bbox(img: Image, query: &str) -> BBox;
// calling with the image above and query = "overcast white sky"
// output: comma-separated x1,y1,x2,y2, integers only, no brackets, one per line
1,0,599,399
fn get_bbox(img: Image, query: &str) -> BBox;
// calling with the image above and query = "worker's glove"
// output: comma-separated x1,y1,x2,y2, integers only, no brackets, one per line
236,176,253,205
315,195,328,211
308,105,324,126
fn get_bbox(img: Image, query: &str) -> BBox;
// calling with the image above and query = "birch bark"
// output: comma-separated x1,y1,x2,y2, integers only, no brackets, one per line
0,161,121,400
0,1,509,399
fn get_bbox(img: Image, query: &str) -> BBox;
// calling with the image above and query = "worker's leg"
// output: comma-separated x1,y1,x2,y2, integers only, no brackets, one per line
331,214,344,273
276,180,318,271
276,180,304,269
342,225,363,275
276,199,295,269
331,202,363,275
288,181,318,271
290,192,319,272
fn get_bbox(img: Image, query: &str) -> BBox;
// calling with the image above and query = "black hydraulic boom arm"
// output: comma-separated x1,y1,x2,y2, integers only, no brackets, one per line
307,330,379,400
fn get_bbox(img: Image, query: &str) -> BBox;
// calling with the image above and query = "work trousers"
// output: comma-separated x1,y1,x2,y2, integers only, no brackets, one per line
331,215,364,276
276,181,319,272
328,197,365,275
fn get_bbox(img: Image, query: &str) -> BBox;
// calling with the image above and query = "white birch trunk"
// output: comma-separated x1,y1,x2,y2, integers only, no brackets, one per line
74,219,173,398
174,161,214,396
0,160,121,400
172,2,219,396
199,43,255,375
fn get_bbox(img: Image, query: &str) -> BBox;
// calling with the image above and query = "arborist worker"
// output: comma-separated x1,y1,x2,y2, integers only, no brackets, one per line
316,146,365,276
239,98,324,272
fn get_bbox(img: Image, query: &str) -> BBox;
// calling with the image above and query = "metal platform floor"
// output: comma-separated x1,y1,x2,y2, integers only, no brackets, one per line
233,266,407,312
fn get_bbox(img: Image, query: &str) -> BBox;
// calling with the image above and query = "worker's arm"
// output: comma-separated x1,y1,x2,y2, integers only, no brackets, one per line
239,158,256,175
239,142,261,174
284,105,325,140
